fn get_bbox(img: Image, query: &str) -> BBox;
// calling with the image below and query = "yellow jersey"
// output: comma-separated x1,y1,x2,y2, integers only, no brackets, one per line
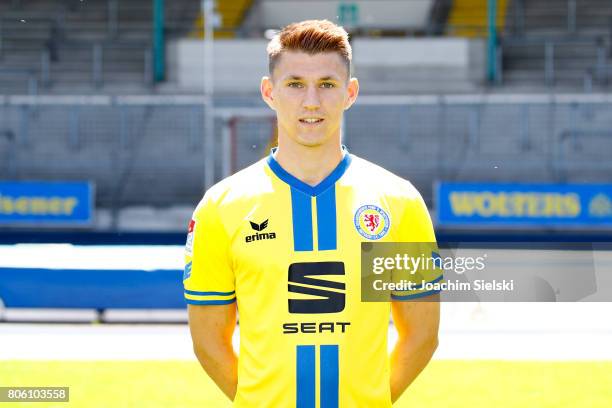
184,148,442,407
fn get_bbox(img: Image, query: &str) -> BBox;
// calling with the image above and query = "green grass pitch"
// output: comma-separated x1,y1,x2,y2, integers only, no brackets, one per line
1,360,610,407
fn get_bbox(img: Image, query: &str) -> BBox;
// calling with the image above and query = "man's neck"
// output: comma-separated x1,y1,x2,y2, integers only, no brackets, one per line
274,139,344,187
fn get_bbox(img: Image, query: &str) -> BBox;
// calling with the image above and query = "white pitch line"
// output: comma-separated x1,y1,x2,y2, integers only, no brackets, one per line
0,324,195,361
2,324,611,361
2,303,612,361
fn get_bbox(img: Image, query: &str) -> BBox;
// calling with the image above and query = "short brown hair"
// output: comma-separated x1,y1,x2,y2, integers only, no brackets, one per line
267,19,352,78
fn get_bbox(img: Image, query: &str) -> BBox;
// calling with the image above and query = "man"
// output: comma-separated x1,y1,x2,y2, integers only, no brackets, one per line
184,20,441,407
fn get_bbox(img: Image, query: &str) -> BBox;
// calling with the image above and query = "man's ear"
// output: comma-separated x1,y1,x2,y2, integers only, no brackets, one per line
344,77,359,110
261,76,275,110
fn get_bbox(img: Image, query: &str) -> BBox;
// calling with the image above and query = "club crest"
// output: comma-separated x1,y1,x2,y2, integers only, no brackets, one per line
354,205,390,240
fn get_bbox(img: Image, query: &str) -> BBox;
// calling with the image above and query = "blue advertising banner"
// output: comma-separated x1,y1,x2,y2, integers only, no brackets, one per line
0,181,93,226
436,183,612,227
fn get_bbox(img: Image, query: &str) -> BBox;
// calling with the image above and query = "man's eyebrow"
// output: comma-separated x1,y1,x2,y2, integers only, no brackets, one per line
283,75,340,81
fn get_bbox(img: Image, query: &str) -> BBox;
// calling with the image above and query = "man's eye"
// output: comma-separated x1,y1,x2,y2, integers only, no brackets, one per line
320,82,335,88
287,82,303,88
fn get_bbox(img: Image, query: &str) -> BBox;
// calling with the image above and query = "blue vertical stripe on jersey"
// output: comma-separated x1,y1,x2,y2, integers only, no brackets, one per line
290,187,314,251
296,345,316,408
316,186,337,251
320,345,339,408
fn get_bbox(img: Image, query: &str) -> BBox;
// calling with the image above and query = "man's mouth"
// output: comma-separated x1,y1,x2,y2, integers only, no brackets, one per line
299,118,324,124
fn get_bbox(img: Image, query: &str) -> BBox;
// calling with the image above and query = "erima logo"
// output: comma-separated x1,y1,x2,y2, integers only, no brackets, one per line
245,219,276,243
288,262,345,314
250,219,268,231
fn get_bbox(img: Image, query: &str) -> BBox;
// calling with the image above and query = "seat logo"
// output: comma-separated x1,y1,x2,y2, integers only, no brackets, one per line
288,262,345,314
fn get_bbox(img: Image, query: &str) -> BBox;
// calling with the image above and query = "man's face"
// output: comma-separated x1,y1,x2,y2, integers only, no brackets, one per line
261,51,359,148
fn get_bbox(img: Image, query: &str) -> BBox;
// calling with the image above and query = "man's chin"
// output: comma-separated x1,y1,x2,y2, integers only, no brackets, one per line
295,133,328,147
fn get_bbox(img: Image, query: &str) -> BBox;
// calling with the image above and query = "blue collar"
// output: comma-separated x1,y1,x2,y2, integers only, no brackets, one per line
266,147,352,196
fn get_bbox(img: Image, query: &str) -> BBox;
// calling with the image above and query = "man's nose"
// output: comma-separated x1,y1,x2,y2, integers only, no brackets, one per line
302,86,320,109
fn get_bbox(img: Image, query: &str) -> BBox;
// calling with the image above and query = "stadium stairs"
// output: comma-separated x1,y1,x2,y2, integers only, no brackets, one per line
446,0,509,37
189,0,254,39
0,0,200,95
501,0,612,89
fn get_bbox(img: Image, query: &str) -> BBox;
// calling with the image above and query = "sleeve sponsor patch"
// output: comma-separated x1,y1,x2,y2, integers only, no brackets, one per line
185,219,196,255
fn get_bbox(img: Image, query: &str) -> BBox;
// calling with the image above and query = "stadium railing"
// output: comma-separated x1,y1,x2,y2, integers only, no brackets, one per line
0,68,39,95
556,128,612,181
584,65,612,91
1,94,612,210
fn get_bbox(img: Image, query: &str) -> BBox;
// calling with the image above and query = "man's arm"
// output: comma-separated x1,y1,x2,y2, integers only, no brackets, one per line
389,294,440,403
188,303,238,400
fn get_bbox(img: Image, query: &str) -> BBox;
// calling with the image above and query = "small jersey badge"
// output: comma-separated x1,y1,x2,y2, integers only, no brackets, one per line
183,262,192,281
354,204,390,240
185,219,196,255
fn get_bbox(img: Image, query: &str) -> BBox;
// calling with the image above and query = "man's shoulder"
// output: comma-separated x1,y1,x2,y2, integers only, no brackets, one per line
346,154,421,200
194,158,272,215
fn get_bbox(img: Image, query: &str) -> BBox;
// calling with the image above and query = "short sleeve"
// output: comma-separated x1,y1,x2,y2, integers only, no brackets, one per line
183,195,236,305
391,192,444,301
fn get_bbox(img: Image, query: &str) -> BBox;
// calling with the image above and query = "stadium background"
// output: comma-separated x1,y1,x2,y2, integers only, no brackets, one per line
1,1,611,407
